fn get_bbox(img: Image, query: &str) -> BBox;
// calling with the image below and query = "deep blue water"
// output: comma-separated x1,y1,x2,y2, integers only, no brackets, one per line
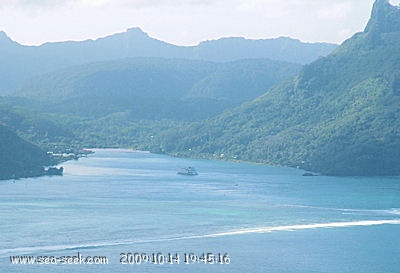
1,149,400,272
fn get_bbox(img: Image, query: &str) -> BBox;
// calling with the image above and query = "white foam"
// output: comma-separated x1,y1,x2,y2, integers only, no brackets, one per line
2,219,399,257
199,219,400,238
389,0,400,7
387,208,400,215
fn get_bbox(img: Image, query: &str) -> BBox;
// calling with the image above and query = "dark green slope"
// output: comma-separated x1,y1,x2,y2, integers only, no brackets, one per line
18,58,301,121
0,98,76,152
156,0,400,176
0,124,53,180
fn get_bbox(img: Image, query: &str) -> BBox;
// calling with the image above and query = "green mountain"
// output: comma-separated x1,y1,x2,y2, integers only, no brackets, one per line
0,97,80,180
17,58,301,121
0,98,76,151
153,0,400,176
4,0,395,177
0,124,53,180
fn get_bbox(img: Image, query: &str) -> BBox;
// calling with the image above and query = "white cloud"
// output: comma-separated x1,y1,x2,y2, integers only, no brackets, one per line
78,0,109,7
0,0,72,8
389,0,400,6
0,0,376,46
76,0,221,8
318,3,352,20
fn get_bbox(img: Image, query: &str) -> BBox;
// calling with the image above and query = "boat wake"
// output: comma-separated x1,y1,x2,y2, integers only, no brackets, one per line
201,219,400,237
278,204,400,216
387,208,400,215
1,219,399,258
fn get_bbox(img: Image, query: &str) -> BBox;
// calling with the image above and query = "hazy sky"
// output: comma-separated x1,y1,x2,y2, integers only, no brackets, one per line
0,0,392,46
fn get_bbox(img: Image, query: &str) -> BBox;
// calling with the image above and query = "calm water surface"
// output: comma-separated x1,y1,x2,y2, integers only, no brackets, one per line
1,149,400,272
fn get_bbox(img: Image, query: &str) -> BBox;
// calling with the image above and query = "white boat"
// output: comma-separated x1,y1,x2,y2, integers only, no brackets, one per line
177,166,198,176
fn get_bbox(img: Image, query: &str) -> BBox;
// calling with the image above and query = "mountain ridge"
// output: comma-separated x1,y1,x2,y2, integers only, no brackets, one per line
365,0,400,34
0,27,336,94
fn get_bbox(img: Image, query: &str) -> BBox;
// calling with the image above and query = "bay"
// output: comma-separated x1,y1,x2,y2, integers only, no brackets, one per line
1,149,399,272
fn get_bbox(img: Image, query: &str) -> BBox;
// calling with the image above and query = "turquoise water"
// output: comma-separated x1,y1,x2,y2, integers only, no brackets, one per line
1,149,400,272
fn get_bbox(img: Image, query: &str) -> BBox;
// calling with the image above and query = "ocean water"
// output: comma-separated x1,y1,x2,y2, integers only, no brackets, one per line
1,149,400,273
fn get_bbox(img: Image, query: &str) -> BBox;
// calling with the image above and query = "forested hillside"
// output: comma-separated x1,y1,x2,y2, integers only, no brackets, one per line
17,58,301,121
151,0,400,176
0,124,53,180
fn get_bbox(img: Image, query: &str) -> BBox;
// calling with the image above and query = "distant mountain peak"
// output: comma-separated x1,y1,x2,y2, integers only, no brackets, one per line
94,27,151,44
365,0,400,34
0,30,20,48
126,27,148,35
125,27,150,39
0,31,14,42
